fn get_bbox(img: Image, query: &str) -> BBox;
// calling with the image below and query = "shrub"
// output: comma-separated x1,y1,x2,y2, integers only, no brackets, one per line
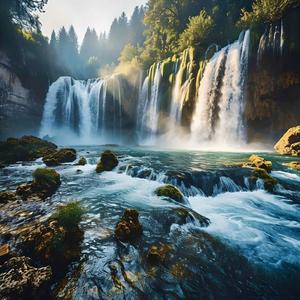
53,201,85,231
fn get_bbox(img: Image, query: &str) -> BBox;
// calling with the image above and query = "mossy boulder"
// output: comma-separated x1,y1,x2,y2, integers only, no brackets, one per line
243,155,272,173
155,185,184,203
251,168,277,192
96,150,118,173
286,161,300,171
115,209,143,242
33,168,61,188
43,148,77,166
16,168,61,200
0,136,57,164
274,125,300,156
147,243,172,265
77,156,87,166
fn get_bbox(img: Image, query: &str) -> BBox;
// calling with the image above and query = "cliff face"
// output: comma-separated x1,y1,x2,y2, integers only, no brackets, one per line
0,52,43,138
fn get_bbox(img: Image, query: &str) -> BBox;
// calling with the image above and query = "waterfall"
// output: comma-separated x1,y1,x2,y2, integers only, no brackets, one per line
257,21,284,65
191,30,250,147
137,63,162,144
40,75,124,144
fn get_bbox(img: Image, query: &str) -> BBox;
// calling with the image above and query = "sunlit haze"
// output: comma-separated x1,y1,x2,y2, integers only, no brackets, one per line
39,0,147,43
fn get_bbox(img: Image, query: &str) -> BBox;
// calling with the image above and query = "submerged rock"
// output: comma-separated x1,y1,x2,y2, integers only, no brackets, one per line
155,185,184,203
77,156,87,166
274,125,300,156
251,168,277,192
16,168,61,200
0,244,10,261
286,161,300,171
0,135,57,164
147,243,172,265
96,150,119,173
0,256,52,300
0,192,17,204
243,155,272,173
43,148,77,166
173,207,210,227
115,209,143,242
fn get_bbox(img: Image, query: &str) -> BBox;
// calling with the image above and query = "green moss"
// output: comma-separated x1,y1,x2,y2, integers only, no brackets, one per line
96,161,105,173
252,168,277,192
52,201,85,231
33,168,61,188
155,185,184,203
77,156,87,166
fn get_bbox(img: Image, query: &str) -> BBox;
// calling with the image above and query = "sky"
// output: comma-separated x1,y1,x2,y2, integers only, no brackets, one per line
39,0,147,43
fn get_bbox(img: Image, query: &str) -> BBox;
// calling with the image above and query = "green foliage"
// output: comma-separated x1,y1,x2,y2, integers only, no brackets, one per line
239,0,300,26
118,43,140,63
53,201,85,231
178,10,214,51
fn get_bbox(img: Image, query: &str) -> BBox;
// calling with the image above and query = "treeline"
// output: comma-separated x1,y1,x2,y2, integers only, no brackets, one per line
121,0,300,68
50,6,145,78
1,0,300,88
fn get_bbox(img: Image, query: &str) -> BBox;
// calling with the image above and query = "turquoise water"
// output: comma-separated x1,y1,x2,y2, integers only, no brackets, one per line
1,147,300,299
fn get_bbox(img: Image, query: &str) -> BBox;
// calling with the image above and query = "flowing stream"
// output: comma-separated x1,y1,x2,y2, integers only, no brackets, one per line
1,147,300,299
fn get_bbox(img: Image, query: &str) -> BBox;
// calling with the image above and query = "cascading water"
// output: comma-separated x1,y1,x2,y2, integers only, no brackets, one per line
257,21,284,64
137,63,162,144
40,75,124,144
41,30,252,148
191,30,250,147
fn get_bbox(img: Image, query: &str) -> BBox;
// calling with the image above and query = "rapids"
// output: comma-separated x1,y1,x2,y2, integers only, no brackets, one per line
1,147,300,299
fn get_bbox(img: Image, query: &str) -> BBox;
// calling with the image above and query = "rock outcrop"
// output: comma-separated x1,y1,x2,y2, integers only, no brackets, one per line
274,125,300,156
286,161,300,171
115,209,143,242
0,135,57,164
0,53,44,139
16,168,61,200
43,148,77,166
96,150,119,173
251,168,277,192
0,256,52,300
155,185,185,203
243,155,272,173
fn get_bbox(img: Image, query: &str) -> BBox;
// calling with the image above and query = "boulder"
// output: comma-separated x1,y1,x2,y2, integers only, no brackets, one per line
77,156,87,166
251,168,277,192
274,125,300,156
20,218,83,269
96,150,118,173
173,207,210,227
43,148,77,166
147,243,172,265
16,168,61,200
115,209,143,242
155,185,184,203
0,256,52,300
0,135,57,164
286,161,300,171
0,191,17,204
243,155,272,173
